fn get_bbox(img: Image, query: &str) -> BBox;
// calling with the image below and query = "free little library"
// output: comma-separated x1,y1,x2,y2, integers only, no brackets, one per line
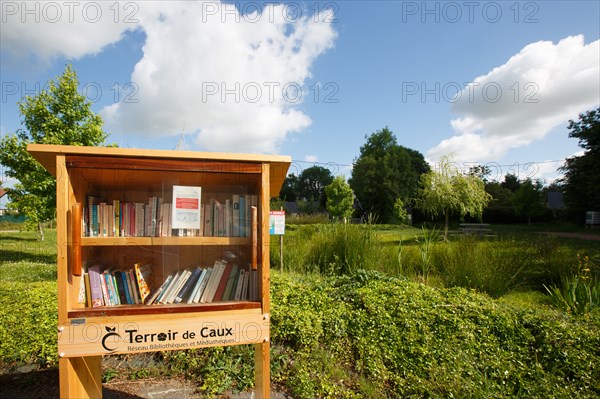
28,144,291,399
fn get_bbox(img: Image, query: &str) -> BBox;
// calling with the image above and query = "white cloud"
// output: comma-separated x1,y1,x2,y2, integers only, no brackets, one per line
428,35,600,162
101,2,337,153
0,1,138,66
304,155,318,162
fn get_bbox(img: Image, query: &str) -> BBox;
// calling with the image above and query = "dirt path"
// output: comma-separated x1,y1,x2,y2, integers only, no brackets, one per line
541,231,600,241
0,368,291,399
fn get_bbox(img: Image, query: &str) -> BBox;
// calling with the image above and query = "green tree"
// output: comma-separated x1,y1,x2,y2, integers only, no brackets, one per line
280,173,299,201
417,156,492,240
512,178,546,224
485,182,513,207
349,127,428,223
501,173,521,193
0,65,109,240
325,176,354,222
297,166,334,209
393,197,410,224
559,107,600,222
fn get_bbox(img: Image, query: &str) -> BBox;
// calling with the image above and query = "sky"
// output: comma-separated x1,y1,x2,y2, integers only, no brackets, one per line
1,0,599,185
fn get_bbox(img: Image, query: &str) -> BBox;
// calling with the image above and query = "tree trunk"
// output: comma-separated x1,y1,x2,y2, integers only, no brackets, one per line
38,221,45,241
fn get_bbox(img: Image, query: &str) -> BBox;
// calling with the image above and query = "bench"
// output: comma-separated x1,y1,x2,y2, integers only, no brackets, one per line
458,223,496,237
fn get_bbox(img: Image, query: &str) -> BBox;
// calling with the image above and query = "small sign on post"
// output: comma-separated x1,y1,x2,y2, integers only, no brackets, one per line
269,210,285,272
269,210,285,235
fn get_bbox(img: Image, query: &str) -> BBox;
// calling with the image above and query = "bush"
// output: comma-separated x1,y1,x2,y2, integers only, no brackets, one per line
0,281,58,367
270,271,600,398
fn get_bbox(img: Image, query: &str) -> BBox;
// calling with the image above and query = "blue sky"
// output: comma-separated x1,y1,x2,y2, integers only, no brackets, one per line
1,1,599,184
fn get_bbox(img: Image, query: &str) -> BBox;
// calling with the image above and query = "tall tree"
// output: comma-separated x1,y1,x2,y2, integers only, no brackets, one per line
297,166,334,209
325,176,354,222
0,65,109,240
349,127,428,223
417,155,492,240
512,178,546,224
501,173,521,193
559,107,600,222
279,173,299,201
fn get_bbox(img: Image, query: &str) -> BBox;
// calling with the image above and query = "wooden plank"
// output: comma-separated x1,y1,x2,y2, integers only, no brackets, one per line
71,203,82,276
59,356,102,399
66,155,262,174
260,163,270,314
58,312,269,357
255,341,270,399
56,155,69,324
67,301,261,318
80,236,250,246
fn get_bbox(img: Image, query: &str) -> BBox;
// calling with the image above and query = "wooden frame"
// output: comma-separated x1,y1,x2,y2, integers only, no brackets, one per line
28,144,290,399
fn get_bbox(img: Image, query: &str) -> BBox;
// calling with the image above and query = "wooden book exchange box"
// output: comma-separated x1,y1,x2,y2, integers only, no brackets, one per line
28,144,291,398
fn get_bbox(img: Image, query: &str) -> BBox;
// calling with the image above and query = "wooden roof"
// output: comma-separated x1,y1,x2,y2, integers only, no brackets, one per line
27,144,291,196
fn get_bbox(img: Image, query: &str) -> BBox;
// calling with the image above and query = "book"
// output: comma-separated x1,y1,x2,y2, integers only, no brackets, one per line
200,261,224,303
187,268,207,304
167,270,191,304
234,270,245,300
120,271,133,304
127,271,137,304
232,195,240,236
213,262,234,302
203,203,212,236
113,271,128,304
222,264,239,301
77,273,86,304
193,268,212,303
103,269,118,306
97,267,111,306
239,196,246,237
175,267,202,303
148,274,174,305
87,195,100,236
239,269,248,301
134,262,154,304
159,271,182,304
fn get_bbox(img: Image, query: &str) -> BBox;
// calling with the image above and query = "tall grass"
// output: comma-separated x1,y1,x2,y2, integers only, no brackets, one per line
434,236,533,297
271,223,396,275
274,224,600,300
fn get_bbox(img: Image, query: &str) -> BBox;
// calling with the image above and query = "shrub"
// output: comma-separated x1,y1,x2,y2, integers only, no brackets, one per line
0,281,58,367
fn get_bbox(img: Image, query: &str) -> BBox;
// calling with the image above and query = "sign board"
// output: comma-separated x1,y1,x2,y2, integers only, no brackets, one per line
58,313,269,357
269,211,285,235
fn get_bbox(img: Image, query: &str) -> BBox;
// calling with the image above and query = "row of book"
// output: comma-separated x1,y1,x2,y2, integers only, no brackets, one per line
81,263,153,308
80,261,258,308
84,194,258,238
146,260,258,305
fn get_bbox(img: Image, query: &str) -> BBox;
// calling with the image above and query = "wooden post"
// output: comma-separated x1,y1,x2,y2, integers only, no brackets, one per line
71,202,82,276
256,163,270,399
251,206,258,270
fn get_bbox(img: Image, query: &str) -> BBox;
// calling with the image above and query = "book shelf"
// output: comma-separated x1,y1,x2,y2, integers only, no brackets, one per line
28,144,290,399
